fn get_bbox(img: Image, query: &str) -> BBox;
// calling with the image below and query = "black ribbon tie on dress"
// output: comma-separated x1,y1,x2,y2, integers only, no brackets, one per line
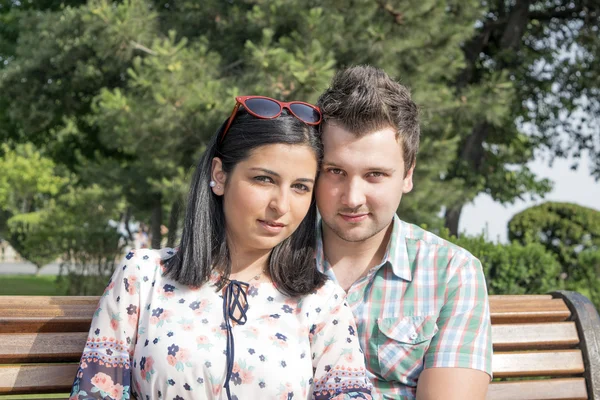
222,279,249,400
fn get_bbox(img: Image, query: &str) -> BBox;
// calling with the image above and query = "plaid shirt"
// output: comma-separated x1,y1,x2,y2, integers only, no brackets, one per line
316,215,493,399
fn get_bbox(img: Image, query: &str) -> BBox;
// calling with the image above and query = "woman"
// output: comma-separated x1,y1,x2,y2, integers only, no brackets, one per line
70,96,372,400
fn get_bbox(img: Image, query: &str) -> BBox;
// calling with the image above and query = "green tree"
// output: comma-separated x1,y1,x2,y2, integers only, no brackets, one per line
508,201,600,277
443,0,600,235
0,143,67,273
145,0,486,227
508,202,600,307
39,185,127,295
576,249,600,308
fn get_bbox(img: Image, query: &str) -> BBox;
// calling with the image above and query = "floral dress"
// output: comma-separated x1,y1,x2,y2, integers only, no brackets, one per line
70,248,372,400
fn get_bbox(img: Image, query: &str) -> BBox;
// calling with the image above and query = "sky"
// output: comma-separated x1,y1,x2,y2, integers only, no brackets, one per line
460,153,600,243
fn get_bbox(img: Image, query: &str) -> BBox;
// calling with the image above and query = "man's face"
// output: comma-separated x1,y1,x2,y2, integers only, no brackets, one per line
316,123,414,243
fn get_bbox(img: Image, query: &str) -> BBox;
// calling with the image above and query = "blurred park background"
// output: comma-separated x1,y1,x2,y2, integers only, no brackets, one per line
0,0,599,306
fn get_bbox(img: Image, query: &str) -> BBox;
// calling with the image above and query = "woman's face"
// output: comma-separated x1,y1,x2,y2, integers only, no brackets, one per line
212,143,318,255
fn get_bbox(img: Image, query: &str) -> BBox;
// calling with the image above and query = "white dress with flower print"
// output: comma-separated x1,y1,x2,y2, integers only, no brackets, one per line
70,248,372,400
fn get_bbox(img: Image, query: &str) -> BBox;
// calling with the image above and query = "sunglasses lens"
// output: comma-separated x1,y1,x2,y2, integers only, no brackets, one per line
245,98,281,118
289,103,321,124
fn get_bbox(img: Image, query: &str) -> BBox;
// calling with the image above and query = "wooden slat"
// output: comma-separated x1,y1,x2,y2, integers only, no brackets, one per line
490,298,571,323
0,316,93,334
0,305,97,316
0,332,87,363
492,322,580,351
0,296,99,307
489,294,553,301
487,378,588,400
0,303,96,333
0,364,78,394
493,350,585,378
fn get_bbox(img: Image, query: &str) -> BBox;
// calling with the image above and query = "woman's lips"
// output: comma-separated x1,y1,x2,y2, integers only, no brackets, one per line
258,219,286,233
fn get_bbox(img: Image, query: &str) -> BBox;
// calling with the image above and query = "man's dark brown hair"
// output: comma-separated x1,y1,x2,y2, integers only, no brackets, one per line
317,65,420,173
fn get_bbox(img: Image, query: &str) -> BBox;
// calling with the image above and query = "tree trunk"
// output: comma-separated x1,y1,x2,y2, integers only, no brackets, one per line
150,194,162,249
167,198,180,248
443,121,491,234
444,204,463,237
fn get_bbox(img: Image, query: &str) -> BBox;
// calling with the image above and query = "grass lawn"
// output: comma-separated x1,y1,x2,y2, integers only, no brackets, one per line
0,274,61,295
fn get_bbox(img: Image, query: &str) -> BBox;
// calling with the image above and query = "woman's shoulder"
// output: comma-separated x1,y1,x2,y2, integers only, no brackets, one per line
118,247,177,273
123,247,177,262
314,278,346,300
300,279,346,309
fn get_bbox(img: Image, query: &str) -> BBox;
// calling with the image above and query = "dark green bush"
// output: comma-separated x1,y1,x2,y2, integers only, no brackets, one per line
440,231,564,295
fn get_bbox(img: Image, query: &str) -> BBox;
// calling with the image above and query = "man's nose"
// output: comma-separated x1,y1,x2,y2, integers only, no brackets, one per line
341,178,366,209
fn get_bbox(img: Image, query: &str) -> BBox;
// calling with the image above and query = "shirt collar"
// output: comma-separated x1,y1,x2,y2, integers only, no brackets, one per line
315,214,412,282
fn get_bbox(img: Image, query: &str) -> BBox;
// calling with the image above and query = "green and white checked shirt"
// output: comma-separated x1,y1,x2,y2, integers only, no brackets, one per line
316,215,493,400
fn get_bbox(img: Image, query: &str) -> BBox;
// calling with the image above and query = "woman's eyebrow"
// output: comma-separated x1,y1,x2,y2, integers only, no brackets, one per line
250,167,280,177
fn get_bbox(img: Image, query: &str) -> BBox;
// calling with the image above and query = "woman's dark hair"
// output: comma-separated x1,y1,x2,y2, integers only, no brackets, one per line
163,110,327,297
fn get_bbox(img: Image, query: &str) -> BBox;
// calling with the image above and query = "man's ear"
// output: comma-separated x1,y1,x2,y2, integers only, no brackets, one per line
402,163,415,194
210,157,227,196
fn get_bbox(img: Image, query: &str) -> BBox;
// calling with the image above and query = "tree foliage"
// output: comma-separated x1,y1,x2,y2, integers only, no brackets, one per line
443,0,600,235
443,231,563,295
508,202,600,278
0,143,67,271
508,201,600,307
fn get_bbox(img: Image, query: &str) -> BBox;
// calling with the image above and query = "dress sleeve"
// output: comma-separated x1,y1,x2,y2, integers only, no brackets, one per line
70,250,144,400
310,283,372,400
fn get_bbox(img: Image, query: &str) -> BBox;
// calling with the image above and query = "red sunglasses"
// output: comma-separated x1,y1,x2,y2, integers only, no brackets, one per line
220,96,322,142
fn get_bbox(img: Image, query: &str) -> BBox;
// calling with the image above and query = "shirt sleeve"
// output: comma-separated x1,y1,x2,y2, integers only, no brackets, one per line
424,253,493,378
310,283,373,400
70,250,144,400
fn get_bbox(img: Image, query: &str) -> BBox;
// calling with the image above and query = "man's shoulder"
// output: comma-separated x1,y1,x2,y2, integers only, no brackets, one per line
397,219,478,264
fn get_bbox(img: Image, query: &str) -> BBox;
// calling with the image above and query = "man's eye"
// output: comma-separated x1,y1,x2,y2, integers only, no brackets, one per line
367,172,386,178
328,168,344,175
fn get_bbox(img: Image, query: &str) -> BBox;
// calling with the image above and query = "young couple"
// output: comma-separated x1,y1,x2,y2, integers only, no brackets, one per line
70,66,492,400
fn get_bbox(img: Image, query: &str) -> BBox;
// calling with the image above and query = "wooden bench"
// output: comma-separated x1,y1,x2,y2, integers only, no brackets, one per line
0,291,599,399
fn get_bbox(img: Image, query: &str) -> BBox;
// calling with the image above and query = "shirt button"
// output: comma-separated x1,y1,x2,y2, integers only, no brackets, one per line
409,332,418,340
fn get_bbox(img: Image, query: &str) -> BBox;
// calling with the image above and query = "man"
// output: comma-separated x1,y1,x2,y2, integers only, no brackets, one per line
315,66,492,399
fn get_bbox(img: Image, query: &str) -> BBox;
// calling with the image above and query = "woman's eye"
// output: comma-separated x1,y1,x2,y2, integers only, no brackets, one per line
292,183,311,192
254,176,274,184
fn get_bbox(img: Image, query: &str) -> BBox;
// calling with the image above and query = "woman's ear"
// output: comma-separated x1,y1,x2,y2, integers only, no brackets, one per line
210,157,227,196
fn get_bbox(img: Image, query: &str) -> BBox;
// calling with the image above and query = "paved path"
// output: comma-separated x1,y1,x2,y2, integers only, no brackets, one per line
0,262,61,275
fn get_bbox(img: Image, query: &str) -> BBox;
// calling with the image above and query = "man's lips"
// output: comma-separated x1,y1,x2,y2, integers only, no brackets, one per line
339,213,369,222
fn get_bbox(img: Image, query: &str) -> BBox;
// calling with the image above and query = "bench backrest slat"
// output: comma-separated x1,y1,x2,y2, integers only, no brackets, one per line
493,350,585,378
492,322,580,351
487,378,588,400
0,364,79,394
490,298,571,323
0,333,87,364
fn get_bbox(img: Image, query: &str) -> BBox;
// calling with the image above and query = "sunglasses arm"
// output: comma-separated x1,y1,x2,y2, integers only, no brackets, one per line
220,102,241,143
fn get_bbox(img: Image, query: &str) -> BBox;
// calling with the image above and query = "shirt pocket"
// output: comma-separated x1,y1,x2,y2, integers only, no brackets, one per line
375,315,438,386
